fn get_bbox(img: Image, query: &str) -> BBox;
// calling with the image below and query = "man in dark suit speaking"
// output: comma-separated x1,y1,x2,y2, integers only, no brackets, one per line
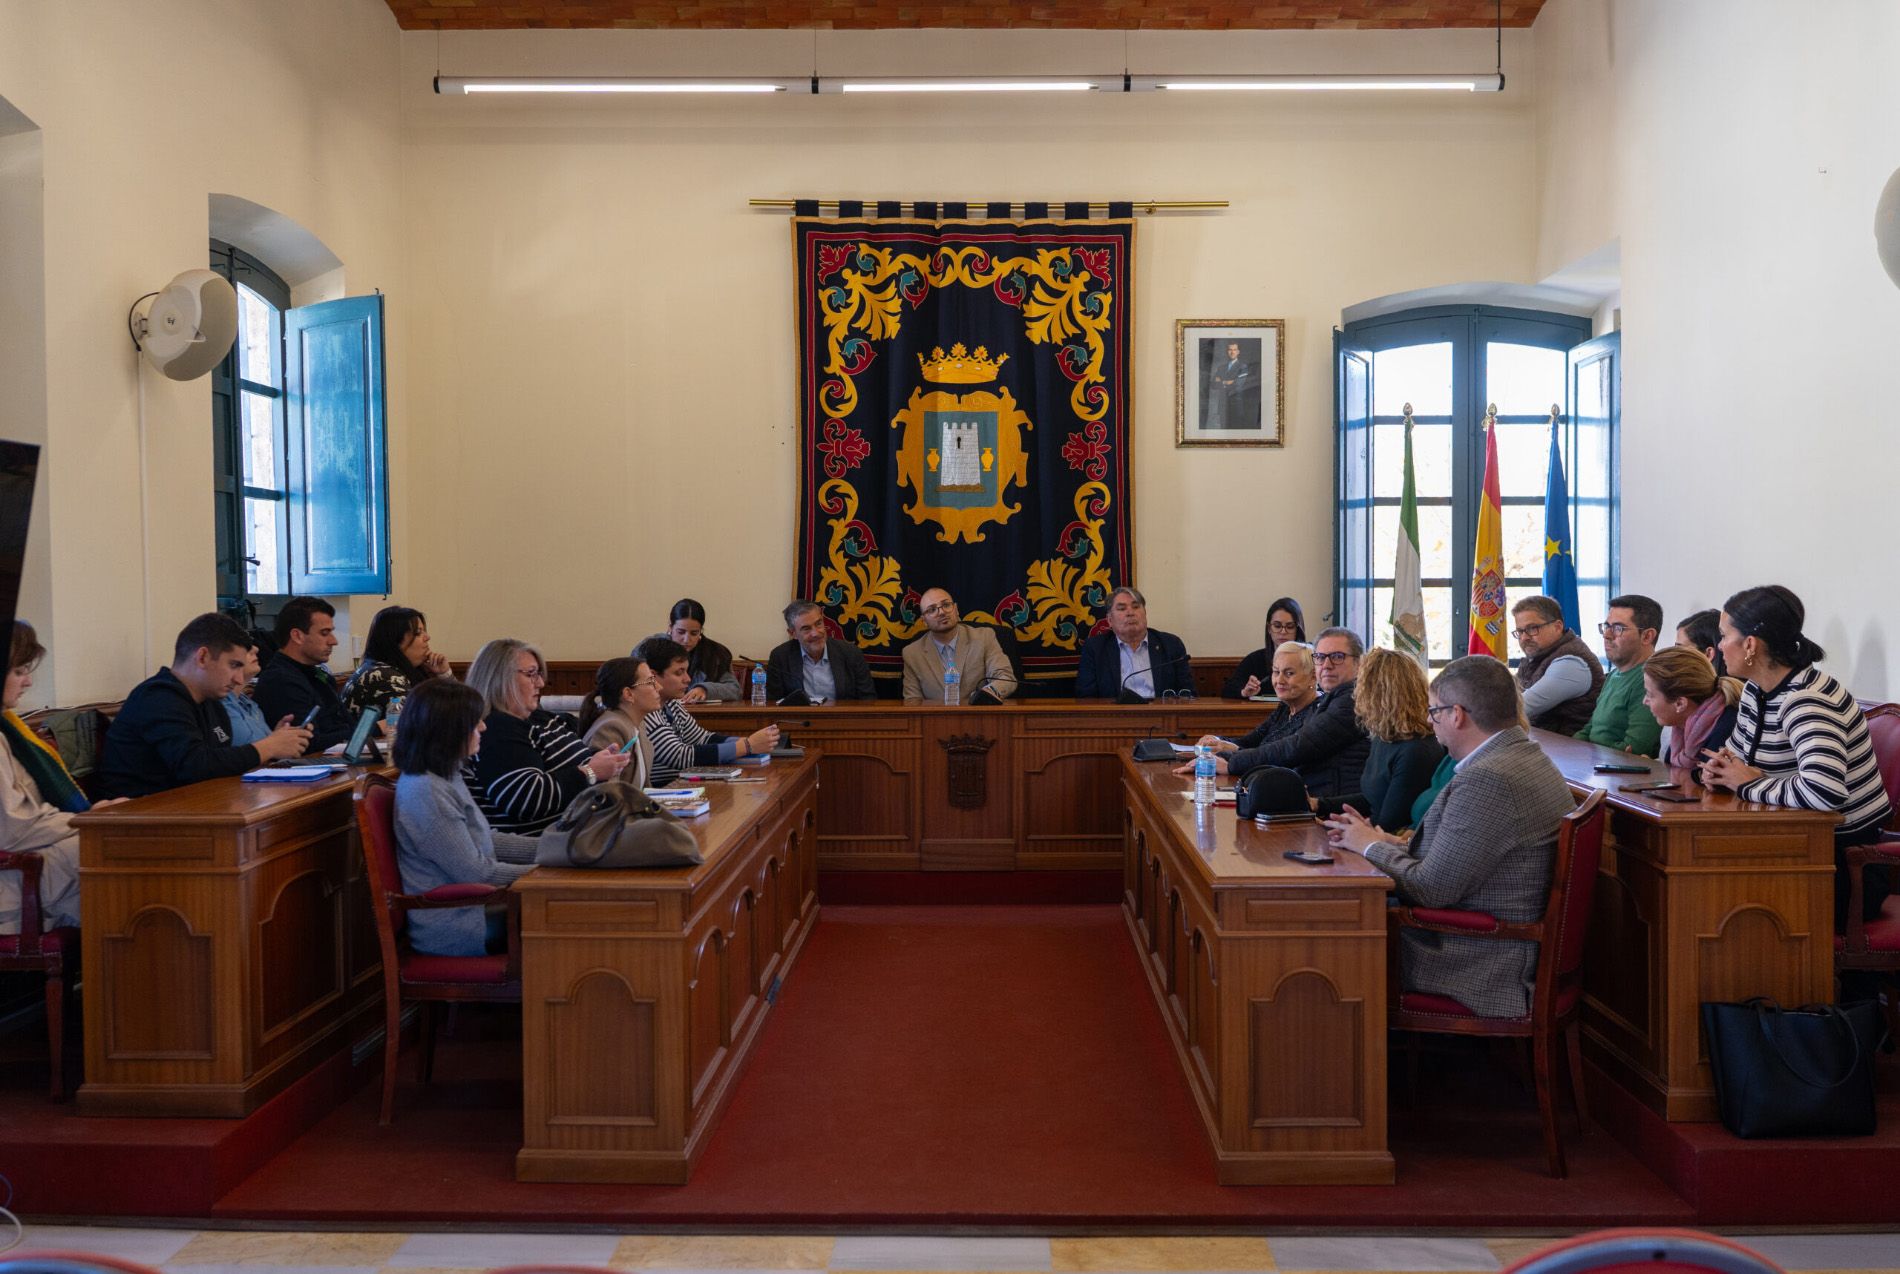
1075,586,1193,700
764,600,876,704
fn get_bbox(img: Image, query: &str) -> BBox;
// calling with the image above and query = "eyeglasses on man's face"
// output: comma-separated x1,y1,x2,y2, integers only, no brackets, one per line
1426,703,1458,719
1597,622,1634,637
1313,651,1354,666
1512,619,1556,640
921,600,956,617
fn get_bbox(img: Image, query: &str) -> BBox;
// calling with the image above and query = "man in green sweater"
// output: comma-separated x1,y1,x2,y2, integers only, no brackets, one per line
1577,593,1664,757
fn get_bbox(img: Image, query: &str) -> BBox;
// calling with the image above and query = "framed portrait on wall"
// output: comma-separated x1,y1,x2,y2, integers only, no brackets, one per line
1175,319,1285,447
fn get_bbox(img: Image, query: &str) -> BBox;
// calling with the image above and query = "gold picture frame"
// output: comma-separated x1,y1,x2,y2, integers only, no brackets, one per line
1175,318,1286,447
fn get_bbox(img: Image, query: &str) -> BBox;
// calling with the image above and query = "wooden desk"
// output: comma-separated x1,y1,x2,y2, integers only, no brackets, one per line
695,698,1265,873
515,753,820,1184
1531,730,1839,1122
73,769,383,1117
1120,756,1394,1185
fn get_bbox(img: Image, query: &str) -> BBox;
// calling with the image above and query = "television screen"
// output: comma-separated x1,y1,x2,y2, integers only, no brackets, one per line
0,439,42,639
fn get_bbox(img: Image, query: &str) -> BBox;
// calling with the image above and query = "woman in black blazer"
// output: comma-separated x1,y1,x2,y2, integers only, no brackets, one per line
1318,647,1446,831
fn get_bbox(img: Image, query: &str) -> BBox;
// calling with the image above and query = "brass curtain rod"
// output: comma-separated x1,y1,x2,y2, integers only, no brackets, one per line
750,198,1226,214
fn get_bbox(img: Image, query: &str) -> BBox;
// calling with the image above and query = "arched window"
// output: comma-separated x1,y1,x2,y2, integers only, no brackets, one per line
1335,305,1620,664
209,237,390,609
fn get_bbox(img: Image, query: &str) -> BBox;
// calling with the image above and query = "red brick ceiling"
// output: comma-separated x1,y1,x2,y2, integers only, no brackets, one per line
386,2,1544,31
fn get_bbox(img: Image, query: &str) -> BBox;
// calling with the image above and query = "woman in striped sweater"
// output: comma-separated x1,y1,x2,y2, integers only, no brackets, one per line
637,637,778,786
1701,585,1892,928
461,638,630,835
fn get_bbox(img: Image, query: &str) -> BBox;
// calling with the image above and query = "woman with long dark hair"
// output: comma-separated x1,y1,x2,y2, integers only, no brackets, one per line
1222,596,1305,699
575,656,661,789
1701,585,1891,928
641,599,739,703
342,605,452,716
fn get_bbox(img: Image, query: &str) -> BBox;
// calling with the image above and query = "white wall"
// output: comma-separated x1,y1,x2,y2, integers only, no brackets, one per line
400,26,1541,664
0,0,403,702
1535,0,1900,697
0,110,49,704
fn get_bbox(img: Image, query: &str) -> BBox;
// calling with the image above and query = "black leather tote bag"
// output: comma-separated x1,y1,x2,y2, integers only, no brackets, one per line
1700,996,1882,1138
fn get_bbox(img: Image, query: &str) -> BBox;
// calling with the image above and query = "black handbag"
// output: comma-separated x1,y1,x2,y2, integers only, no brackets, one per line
1700,996,1884,1138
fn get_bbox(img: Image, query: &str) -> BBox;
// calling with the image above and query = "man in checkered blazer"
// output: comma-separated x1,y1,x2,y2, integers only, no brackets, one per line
1325,654,1577,1017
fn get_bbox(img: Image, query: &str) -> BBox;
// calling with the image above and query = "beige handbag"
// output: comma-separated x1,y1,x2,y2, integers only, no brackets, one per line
534,778,703,868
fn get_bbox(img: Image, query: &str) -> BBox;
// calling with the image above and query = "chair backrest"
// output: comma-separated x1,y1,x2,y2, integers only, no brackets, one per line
1861,702,1900,830
1546,787,1609,984
352,773,408,952
1503,1228,1786,1274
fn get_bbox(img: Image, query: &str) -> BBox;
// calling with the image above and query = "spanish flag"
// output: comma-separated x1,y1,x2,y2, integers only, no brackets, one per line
1467,409,1507,658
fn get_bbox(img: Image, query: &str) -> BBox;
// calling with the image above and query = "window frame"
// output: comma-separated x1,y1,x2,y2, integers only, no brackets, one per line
1335,305,1608,664
209,239,291,605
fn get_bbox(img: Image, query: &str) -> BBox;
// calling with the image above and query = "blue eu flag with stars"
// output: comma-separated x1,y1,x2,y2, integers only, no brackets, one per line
1542,422,1580,631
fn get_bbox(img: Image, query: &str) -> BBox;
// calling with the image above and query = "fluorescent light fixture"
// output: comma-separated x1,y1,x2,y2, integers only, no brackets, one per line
434,76,801,94
820,76,1117,94
1129,73,1504,92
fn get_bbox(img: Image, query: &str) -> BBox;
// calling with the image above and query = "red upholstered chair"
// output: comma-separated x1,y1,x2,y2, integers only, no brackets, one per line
1501,1229,1786,1274
1388,786,1608,1178
353,773,522,1125
1836,702,1900,1037
0,848,78,1099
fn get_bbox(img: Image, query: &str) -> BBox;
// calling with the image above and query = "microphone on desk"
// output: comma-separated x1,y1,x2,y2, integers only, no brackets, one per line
970,669,1019,706
1117,652,1191,705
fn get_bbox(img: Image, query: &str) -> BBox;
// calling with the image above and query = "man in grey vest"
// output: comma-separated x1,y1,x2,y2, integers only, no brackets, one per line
1510,595,1603,736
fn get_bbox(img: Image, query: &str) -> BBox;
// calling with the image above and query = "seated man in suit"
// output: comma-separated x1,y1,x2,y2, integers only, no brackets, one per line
766,600,876,704
901,589,1015,704
97,613,314,799
1177,626,1369,799
1322,654,1577,1018
1075,586,1192,700
253,596,352,752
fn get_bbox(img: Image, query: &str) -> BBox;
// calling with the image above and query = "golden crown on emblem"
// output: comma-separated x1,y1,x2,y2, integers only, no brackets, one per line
918,343,1008,385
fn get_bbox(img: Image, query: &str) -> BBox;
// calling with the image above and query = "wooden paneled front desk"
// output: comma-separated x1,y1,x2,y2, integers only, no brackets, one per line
72,769,383,1117
694,698,1265,873
1120,756,1394,1185
515,753,819,1184
1530,730,1840,1123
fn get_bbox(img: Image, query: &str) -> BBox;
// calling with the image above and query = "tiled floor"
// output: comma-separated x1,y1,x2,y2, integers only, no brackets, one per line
6,1228,1900,1274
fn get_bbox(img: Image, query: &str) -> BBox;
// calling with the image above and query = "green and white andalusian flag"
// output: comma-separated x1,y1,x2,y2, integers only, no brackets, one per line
1390,410,1428,668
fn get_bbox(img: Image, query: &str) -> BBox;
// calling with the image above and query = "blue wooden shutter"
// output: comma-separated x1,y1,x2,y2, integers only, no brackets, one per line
284,295,389,595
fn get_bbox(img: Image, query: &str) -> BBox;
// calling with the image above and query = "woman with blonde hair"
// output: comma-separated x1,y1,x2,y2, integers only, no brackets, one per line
1318,647,1447,832
1641,645,1741,771
462,638,630,836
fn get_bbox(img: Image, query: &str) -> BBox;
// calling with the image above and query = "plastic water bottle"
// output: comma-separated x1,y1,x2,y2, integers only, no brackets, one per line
1194,744,1217,807
385,695,405,732
750,663,767,706
943,663,961,706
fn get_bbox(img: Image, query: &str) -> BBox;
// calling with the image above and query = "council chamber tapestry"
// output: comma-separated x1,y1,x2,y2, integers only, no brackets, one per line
793,209,1135,685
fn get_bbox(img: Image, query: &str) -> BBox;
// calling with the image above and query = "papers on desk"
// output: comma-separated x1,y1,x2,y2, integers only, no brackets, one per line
645,786,705,799
679,767,743,781
242,766,335,783
1181,789,1238,805
651,794,712,817
1169,742,1199,755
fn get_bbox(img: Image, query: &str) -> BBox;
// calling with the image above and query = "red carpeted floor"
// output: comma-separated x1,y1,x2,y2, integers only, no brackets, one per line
206,905,1695,1227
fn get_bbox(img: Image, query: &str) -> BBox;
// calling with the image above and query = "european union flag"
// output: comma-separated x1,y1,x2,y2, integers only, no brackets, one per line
1542,422,1581,631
